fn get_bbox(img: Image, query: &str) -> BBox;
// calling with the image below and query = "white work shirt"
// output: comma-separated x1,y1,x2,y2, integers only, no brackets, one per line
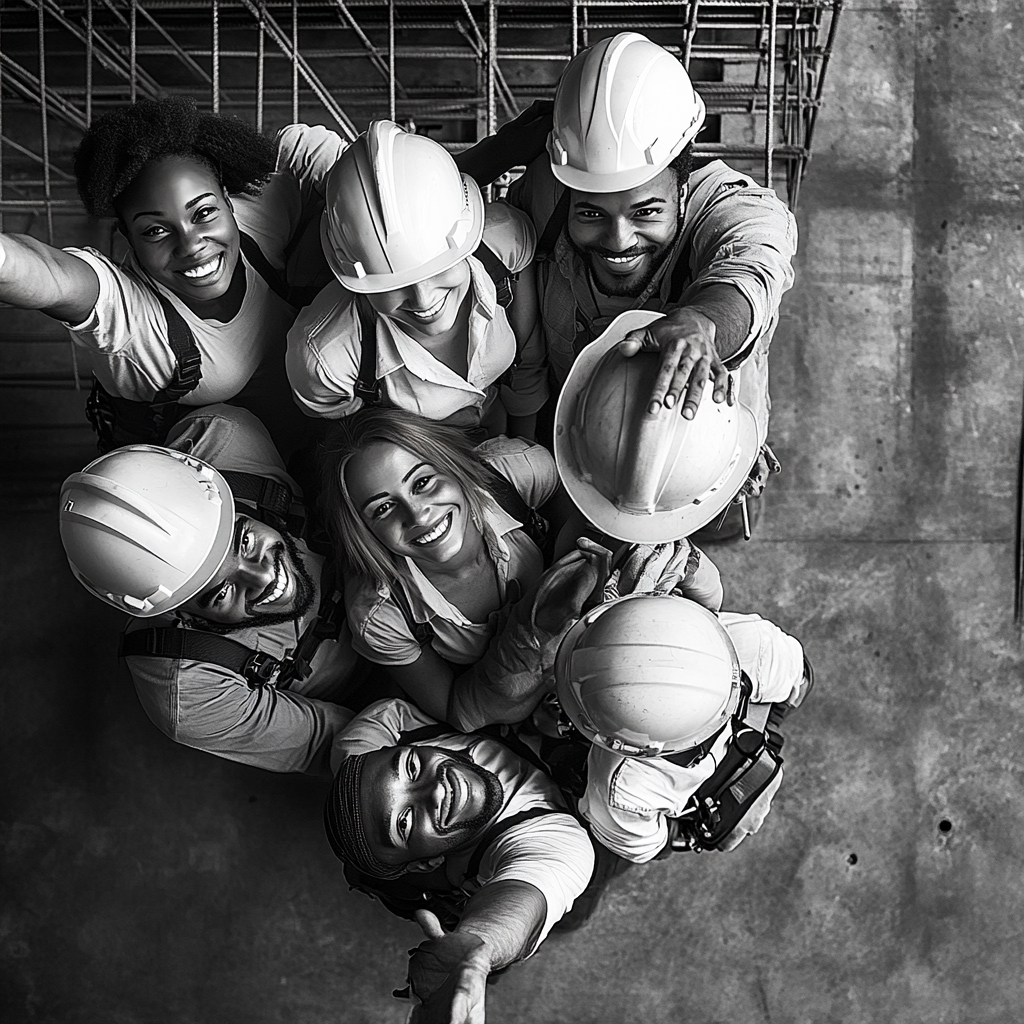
332,698,595,951
579,611,805,863
346,436,558,666
286,201,546,424
62,172,304,406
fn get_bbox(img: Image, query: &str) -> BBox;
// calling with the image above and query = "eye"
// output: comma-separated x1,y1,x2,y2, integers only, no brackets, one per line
240,525,255,557
398,808,413,842
576,209,602,220
369,499,394,520
406,749,419,780
194,204,219,221
140,224,169,239
412,473,434,494
633,206,664,219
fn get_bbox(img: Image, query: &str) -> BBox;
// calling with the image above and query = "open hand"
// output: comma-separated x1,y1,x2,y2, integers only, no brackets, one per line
618,307,730,419
407,911,491,1024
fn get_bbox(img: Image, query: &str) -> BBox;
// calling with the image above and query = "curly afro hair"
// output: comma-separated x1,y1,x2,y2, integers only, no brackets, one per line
74,97,278,218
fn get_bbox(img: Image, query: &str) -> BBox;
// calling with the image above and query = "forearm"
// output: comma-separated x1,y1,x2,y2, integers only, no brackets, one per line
0,233,99,321
456,880,547,969
676,283,753,365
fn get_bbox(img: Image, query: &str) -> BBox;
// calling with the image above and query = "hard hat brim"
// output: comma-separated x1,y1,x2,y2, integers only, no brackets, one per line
322,174,485,295
554,310,760,544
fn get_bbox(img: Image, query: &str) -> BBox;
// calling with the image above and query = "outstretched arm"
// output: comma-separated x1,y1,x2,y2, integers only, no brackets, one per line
0,233,100,323
407,881,547,1024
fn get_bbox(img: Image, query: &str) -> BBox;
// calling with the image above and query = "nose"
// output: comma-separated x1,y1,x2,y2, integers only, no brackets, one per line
604,216,637,252
172,223,204,258
406,281,436,310
401,495,432,528
228,549,275,593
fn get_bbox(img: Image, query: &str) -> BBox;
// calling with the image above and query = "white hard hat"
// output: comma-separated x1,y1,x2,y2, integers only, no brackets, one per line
548,32,706,194
554,310,759,543
59,445,235,617
555,593,742,757
321,119,485,294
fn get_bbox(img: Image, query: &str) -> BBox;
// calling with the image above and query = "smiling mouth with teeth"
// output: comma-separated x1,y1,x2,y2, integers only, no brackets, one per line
254,555,288,607
413,511,453,546
180,254,223,280
408,293,447,320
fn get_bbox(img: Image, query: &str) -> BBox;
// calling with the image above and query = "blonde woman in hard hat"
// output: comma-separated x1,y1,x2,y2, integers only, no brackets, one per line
319,408,609,732
286,121,549,442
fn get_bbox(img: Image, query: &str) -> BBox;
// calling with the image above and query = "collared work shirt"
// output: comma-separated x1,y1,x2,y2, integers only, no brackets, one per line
509,158,798,445
332,698,595,951
285,201,547,426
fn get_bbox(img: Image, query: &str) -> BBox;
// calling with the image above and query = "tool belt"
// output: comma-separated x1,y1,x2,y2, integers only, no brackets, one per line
664,696,786,854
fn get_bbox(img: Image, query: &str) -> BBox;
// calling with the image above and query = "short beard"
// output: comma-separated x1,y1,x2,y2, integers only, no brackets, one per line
569,235,677,299
436,750,505,838
195,531,318,636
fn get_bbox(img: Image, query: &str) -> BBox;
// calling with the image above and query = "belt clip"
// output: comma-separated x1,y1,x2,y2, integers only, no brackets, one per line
243,651,280,688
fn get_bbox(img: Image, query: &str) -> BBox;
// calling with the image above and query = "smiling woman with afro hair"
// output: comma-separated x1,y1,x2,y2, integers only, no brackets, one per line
0,97,352,454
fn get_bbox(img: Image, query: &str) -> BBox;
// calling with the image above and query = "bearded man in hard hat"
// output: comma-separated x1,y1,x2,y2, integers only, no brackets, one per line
509,31,796,533
323,696,596,1023
59,405,367,775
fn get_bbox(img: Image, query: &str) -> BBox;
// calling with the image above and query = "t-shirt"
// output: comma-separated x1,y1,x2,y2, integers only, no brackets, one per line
122,403,362,776
332,698,595,951
578,611,805,862
345,437,559,667
285,201,547,425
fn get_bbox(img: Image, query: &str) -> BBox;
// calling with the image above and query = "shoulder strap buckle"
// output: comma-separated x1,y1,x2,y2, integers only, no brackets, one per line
242,650,282,688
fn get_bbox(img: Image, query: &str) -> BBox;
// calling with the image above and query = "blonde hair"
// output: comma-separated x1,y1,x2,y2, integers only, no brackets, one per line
319,408,496,589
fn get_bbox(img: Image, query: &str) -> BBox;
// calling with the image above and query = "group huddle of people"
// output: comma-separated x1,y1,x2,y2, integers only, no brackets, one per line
2,30,810,1023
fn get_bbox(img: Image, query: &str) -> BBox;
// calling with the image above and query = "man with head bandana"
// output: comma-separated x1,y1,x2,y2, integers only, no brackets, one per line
324,697,595,1023
59,404,365,775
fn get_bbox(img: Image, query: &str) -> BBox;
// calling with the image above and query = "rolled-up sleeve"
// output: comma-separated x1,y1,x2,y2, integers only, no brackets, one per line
685,182,797,366
275,123,348,198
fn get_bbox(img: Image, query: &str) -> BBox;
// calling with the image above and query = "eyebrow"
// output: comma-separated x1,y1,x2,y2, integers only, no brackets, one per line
359,462,431,512
130,192,218,223
574,195,667,211
194,518,246,609
382,748,405,849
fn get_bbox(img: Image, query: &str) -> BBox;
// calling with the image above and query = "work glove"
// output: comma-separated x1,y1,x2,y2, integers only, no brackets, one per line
449,537,612,732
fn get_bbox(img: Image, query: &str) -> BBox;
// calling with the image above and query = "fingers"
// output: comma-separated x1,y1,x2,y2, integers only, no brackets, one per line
616,328,656,359
678,353,711,420
712,362,731,405
414,910,447,941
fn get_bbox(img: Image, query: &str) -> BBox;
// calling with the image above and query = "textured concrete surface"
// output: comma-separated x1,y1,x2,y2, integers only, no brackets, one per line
4,1,1024,1022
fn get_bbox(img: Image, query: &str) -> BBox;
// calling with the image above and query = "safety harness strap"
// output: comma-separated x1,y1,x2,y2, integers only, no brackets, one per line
238,231,291,304
221,470,306,536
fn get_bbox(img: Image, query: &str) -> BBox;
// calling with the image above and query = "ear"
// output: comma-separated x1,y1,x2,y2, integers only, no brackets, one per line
406,856,445,874
223,188,234,212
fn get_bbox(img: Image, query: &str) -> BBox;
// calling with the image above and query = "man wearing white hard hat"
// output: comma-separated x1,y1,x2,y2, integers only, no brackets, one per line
509,31,797,531
59,405,367,775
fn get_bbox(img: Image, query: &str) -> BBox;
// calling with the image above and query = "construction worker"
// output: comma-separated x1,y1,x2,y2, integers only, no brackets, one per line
319,407,611,730
0,98,547,456
554,592,814,863
286,121,548,441
323,696,596,1023
58,404,366,775
508,32,797,534
553,309,763,548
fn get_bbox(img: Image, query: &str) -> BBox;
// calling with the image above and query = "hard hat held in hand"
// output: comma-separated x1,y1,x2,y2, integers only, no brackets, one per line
548,32,706,194
554,310,759,543
59,446,235,617
321,119,485,293
555,593,742,757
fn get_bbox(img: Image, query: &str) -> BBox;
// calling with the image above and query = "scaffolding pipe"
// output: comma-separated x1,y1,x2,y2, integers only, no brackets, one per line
764,0,777,187
212,0,220,113
256,3,265,132
85,0,93,127
389,0,396,121
37,1,53,243
486,0,496,138
682,0,700,70
291,0,299,123
129,0,137,103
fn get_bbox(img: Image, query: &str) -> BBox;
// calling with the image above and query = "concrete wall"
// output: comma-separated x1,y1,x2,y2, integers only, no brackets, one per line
3,2,1024,1022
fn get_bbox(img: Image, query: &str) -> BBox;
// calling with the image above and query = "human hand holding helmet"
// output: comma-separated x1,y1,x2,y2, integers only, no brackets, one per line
617,306,732,419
